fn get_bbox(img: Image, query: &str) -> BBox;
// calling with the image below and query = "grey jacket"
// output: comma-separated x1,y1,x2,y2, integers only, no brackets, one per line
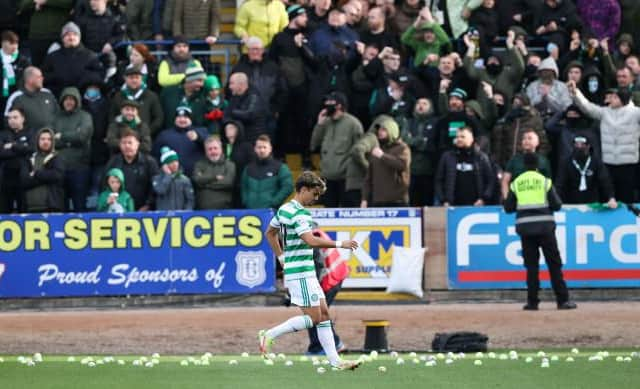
152,171,195,210
574,89,640,165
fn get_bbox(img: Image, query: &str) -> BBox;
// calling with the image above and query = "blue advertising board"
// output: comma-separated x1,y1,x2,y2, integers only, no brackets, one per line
447,206,640,289
0,210,276,297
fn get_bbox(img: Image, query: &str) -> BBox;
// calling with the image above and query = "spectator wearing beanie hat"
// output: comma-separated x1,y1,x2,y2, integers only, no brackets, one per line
435,87,484,156
152,106,208,176
152,146,195,210
203,75,227,134
569,80,640,203
160,65,208,128
17,0,74,67
157,35,203,87
41,22,104,98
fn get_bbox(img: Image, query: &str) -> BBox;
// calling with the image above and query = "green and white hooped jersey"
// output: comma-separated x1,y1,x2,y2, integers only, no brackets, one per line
270,200,316,281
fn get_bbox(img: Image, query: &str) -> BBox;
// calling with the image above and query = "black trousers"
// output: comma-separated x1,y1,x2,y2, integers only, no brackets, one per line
521,233,570,305
606,163,637,203
321,179,346,208
409,174,435,207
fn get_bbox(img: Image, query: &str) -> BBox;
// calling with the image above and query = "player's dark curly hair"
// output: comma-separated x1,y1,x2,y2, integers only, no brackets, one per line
295,171,326,194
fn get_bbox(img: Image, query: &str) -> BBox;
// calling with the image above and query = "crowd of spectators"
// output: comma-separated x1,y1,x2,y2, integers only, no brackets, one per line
0,0,639,213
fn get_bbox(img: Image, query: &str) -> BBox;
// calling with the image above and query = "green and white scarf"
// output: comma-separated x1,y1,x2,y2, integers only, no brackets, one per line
2,50,18,97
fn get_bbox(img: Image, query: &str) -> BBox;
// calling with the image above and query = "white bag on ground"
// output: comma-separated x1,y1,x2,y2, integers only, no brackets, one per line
386,246,427,298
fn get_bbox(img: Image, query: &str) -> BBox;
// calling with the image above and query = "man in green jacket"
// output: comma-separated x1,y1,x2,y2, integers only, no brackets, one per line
463,29,525,104
192,135,236,209
310,91,363,207
160,66,207,128
18,0,73,66
52,86,93,211
401,7,451,67
241,134,292,209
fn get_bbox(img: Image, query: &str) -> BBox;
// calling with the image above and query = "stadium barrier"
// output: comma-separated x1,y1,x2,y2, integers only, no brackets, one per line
1,206,639,299
0,209,275,298
114,39,243,82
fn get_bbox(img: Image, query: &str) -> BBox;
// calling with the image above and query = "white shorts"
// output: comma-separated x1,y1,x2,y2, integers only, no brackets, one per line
285,277,325,307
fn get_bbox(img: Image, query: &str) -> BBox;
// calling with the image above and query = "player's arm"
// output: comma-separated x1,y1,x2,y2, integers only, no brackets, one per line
266,225,284,266
299,231,358,250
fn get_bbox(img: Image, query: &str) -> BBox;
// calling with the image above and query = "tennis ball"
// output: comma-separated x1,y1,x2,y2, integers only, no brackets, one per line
378,366,387,372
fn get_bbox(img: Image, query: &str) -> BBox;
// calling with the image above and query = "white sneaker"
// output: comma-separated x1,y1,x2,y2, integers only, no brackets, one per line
333,359,362,371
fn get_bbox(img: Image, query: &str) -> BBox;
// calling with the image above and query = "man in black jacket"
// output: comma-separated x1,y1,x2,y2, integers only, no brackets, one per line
41,22,104,98
0,108,33,213
555,136,618,206
103,129,160,211
230,37,288,136
269,5,316,161
224,72,269,144
504,152,577,311
74,0,125,55
435,126,494,206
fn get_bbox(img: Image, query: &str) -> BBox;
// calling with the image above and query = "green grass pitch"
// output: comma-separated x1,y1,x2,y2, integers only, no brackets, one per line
1,351,638,389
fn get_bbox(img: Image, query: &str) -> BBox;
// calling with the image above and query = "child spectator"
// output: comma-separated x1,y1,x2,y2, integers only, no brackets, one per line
97,167,134,213
152,146,195,210
203,75,227,134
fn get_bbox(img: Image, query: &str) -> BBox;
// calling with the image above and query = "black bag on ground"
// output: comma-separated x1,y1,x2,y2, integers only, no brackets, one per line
431,331,488,352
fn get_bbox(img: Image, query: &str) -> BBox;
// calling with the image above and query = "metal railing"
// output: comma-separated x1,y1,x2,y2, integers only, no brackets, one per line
114,39,243,80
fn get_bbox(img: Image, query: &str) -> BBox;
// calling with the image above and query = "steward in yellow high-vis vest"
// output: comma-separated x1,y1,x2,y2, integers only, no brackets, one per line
504,152,576,311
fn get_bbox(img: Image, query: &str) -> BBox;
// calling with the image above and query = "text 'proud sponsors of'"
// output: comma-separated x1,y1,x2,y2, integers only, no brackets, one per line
0,210,275,297
311,208,423,288
447,206,640,289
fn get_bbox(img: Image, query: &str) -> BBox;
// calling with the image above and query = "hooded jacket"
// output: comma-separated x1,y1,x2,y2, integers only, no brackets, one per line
97,167,135,212
526,57,572,114
362,117,411,205
52,87,94,170
192,154,236,209
346,116,384,191
152,167,195,211
401,21,452,67
463,46,525,103
103,151,160,210
20,128,65,212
